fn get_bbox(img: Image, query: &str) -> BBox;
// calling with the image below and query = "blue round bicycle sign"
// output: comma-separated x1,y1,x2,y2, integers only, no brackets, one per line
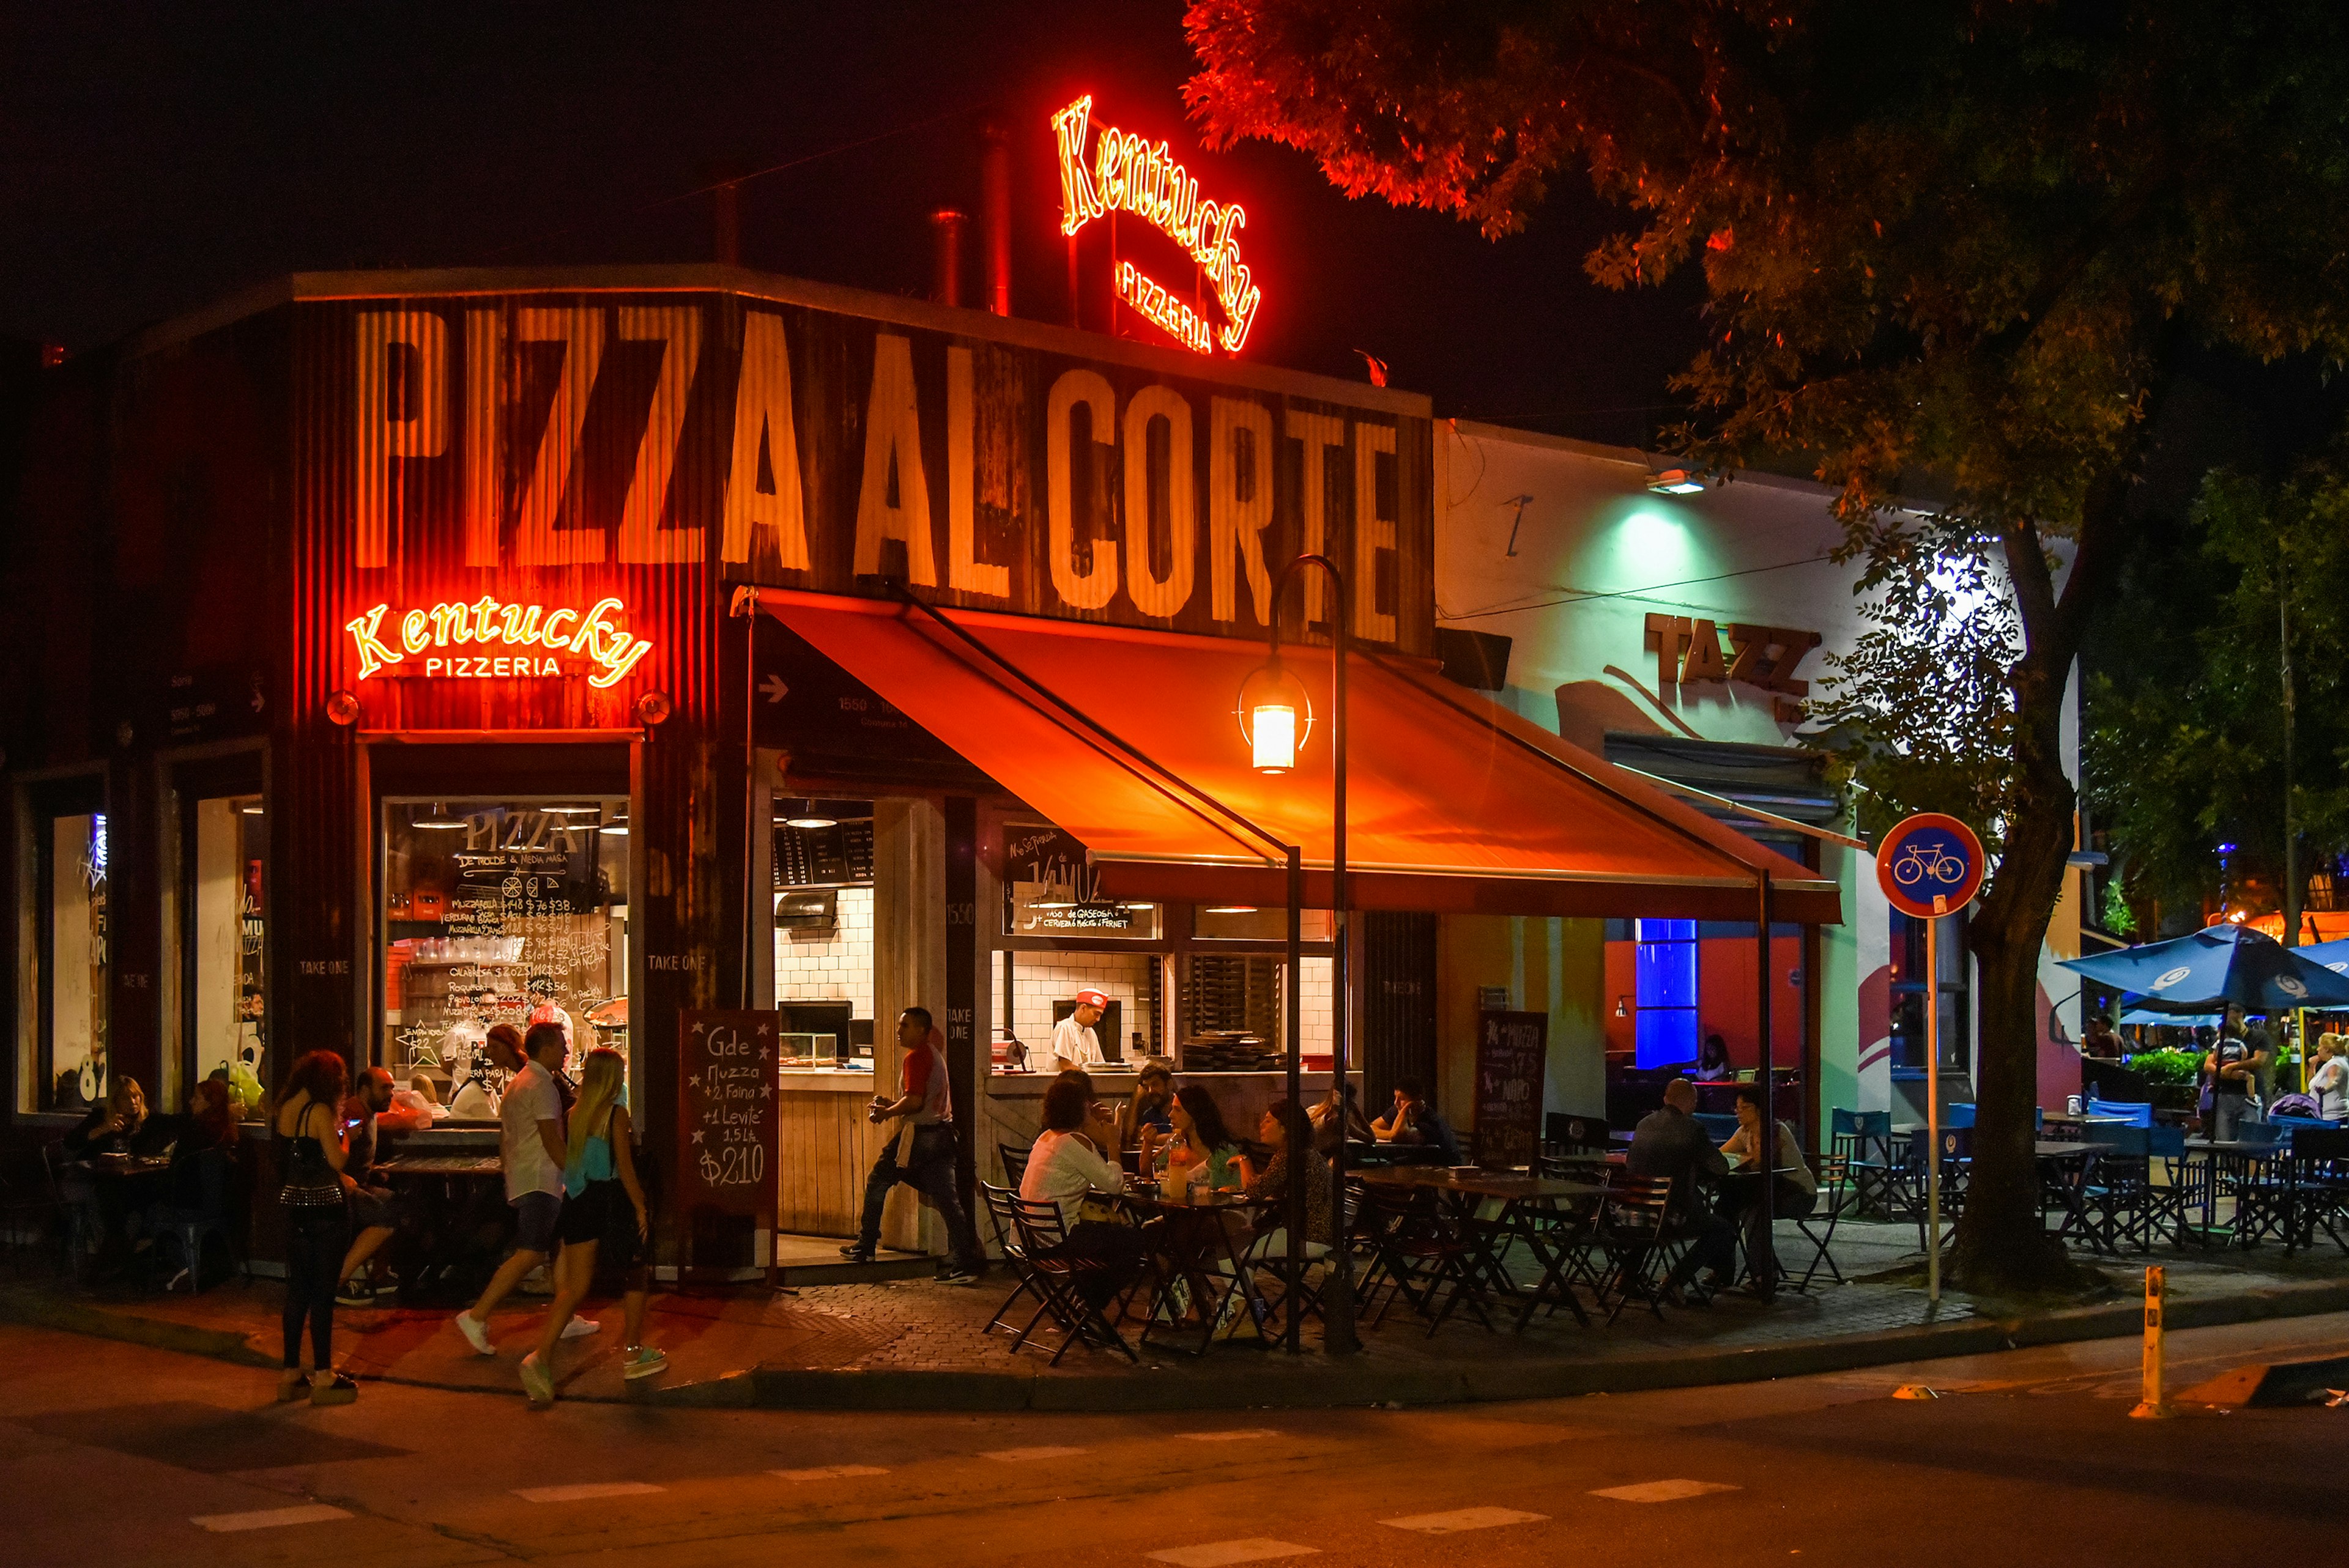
1876,812,1986,919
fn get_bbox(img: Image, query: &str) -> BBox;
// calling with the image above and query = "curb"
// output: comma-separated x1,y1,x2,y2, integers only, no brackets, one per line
9,1276,2348,1413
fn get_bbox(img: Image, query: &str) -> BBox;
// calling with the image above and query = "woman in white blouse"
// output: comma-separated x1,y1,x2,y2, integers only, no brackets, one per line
1018,1078,1145,1306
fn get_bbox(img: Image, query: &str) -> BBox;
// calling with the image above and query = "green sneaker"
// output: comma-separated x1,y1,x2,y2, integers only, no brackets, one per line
519,1352,554,1405
622,1345,669,1380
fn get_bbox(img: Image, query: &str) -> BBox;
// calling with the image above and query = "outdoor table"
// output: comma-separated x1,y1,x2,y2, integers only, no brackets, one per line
1354,1166,1606,1327
376,1153,508,1298
2179,1137,2294,1248
1117,1185,1274,1355
2032,1141,2102,1251
1714,1165,1814,1292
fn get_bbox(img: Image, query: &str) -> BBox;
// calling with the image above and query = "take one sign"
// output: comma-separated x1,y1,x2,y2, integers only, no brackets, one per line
320,291,1432,656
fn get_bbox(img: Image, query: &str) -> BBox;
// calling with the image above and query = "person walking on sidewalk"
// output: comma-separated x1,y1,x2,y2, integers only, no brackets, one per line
519,1046,664,1403
840,1007,986,1281
454,1022,592,1355
275,1050,358,1405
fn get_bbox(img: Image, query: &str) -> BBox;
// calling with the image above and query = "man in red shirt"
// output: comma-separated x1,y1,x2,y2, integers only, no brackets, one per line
841,1007,985,1281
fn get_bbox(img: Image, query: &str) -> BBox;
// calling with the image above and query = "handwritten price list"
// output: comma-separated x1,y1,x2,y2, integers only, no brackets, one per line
677,1011,779,1270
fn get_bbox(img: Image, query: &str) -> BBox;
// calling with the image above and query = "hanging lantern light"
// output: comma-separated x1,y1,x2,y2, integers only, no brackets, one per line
1235,657,1314,775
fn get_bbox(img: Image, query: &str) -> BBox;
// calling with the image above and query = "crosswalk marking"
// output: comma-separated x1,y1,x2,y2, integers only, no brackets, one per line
1147,1540,1318,1567
773,1464,890,1481
1381,1506,1548,1534
1180,1429,1281,1441
980,1444,1088,1462
1590,1479,1741,1504
192,1504,352,1533
513,1481,666,1503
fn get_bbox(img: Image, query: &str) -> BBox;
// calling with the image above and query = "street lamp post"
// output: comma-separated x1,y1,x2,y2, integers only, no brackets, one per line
1237,553,1359,1355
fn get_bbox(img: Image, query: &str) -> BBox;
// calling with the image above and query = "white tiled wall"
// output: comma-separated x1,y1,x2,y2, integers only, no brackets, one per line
1008,950,1159,1061
1299,956,1334,1056
775,884,875,1018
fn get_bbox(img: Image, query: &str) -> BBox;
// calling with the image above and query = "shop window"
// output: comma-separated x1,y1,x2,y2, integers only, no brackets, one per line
1888,906,1969,1074
185,793,266,1089
1633,919,1698,1067
382,797,629,1106
28,803,109,1112
774,798,877,1068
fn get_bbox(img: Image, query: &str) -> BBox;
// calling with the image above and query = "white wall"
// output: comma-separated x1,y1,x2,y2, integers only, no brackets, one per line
774,884,875,1018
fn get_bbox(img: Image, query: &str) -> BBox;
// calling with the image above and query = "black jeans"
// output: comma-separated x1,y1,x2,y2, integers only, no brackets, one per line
282,1205,349,1370
855,1124,983,1267
1662,1205,1739,1290
1718,1177,1817,1288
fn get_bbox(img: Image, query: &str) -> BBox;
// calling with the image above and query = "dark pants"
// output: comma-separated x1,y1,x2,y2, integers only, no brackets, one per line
1719,1178,1817,1288
282,1206,349,1370
855,1124,983,1267
1041,1219,1148,1308
1662,1207,1739,1290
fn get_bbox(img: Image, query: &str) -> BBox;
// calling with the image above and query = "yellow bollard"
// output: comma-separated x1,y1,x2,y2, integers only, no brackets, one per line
2130,1265,2174,1419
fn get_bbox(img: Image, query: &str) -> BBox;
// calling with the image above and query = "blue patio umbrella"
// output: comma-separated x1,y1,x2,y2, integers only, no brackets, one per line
2057,922,2349,1013
2117,1002,2222,1027
2285,934,2349,983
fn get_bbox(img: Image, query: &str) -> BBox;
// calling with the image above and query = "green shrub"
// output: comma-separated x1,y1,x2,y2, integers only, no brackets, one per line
2124,1048,2200,1086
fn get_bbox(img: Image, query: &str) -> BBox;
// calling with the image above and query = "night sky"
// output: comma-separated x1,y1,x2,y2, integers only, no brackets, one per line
0,2,1705,448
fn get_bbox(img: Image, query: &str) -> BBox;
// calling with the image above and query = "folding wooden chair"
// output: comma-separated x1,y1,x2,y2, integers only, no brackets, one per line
1792,1155,1850,1291
1007,1195,1139,1365
1353,1183,1491,1336
1509,1190,1599,1329
1595,1172,1687,1325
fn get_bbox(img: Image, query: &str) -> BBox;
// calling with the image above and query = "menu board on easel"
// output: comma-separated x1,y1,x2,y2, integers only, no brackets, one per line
1472,1010,1548,1169
677,1009,779,1278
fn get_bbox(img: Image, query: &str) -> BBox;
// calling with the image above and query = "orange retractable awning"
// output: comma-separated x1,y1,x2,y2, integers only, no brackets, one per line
742,590,1841,925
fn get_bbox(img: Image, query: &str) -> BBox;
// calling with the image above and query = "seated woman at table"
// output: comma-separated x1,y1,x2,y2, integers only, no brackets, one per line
1164,1085,1244,1197
1716,1084,1818,1292
2312,1034,2349,1120
1020,1078,1147,1307
64,1077,172,1159
1695,1033,1737,1082
1237,1098,1334,1257
1308,1082,1376,1155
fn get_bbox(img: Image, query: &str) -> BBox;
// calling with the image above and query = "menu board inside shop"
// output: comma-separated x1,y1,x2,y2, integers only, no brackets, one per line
1000,823,1160,937
1472,1010,1549,1169
677,1009,779,1274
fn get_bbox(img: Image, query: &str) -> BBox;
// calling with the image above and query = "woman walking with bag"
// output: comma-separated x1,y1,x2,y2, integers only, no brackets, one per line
275,1050,358,1405
519,1046,664,1404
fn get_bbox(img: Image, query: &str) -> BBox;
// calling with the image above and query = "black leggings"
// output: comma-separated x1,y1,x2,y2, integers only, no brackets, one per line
283,1206,349,1370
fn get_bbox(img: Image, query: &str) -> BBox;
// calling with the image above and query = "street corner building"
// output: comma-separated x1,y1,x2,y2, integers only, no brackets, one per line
2,264,1880,1276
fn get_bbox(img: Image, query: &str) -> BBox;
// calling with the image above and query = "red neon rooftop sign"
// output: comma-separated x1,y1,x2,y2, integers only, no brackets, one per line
1052,95,1261,355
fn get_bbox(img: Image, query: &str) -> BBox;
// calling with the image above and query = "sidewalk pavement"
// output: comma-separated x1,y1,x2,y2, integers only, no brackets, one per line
7,1219,2347,1413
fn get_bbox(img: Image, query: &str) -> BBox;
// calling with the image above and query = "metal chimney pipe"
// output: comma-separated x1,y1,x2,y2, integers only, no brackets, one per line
980,117,1012,316
930,209,968,308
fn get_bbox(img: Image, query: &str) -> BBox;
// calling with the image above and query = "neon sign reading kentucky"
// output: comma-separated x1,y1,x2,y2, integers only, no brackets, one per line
344,594,653,688
1053,94,1262,354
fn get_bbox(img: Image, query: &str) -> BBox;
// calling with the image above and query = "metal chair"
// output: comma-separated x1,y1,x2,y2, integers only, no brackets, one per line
997,1142,1031,1188
1004,1194,1138,1365
2288,1126,2349,1256
1594,1172,1685,1325
147,1147,248,1292
978,1182,1050,1346
1830,1109,1896,1216
1351,1183,1490,1335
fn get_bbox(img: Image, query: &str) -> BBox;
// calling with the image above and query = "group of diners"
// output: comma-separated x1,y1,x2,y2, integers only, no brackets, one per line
58,1072,246,1285
1627,1076,1819,1300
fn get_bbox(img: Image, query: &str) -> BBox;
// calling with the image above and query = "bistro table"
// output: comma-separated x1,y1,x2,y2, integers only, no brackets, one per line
1116,1185,1275,1355
375,1153,507,1298
1353,1166,1608,1329
2178,1137,2295,1248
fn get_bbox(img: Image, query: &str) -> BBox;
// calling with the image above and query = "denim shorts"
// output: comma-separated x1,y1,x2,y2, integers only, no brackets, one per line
511,1190,563,1254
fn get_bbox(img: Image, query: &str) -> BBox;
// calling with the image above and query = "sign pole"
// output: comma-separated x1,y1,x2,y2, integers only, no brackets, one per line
1926,911,1941,1306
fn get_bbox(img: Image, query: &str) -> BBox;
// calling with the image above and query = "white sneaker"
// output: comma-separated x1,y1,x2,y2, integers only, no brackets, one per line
560,1314,600,1341
455,1311,494,1356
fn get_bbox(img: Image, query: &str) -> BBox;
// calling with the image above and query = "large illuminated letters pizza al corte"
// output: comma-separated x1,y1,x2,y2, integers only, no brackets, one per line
1052,94,1261,355
344,594,653,688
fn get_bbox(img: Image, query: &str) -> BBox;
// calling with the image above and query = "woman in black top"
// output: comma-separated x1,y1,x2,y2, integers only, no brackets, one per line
64,1077,173,1158
275,1051,357,1405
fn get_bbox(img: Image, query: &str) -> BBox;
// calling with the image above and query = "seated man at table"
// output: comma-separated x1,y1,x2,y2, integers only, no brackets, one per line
1627,1078,1735,1299
1373,1080,1464,1166
336,1067,431,1304
1715,1084,1818,1292
1020,1078,1146,1308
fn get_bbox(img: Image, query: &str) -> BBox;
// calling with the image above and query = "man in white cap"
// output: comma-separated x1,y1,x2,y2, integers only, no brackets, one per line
1050,989,1110,1071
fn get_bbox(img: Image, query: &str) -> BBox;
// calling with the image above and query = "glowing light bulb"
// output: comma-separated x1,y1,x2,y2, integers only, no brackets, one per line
1252,703,1297,773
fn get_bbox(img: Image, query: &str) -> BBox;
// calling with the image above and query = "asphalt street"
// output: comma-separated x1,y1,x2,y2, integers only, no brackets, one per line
4,1312,2345,1567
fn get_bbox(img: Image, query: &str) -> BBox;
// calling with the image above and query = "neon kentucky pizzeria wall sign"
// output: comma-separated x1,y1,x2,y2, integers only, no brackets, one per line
1053,95,1261,355
344,595,653,687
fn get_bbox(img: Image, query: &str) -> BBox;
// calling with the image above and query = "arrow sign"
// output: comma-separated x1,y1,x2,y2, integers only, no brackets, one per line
760,675,789,704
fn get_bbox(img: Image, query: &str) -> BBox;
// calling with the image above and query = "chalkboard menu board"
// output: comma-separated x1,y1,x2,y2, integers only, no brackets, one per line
677,1010,779,1275
1472,1010,1548,1169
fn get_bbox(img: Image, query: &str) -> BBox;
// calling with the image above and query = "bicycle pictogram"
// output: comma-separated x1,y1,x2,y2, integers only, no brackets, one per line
1891,843,1967,887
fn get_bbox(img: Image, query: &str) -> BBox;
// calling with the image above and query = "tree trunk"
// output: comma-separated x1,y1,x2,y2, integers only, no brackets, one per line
1948,516,2106,1294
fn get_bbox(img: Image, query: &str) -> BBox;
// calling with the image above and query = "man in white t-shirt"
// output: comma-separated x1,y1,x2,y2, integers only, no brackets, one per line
1049,989,1110,1071
454,1022,570,1357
